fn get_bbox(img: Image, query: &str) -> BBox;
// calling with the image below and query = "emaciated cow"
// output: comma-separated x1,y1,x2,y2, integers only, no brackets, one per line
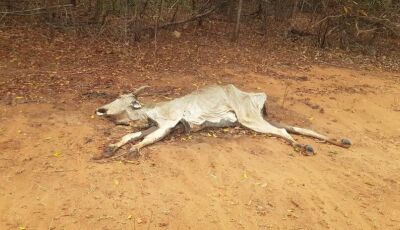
94,84,351,159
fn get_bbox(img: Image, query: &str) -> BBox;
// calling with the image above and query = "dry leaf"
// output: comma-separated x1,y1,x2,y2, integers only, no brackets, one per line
172,31,181,38
261,183,268,188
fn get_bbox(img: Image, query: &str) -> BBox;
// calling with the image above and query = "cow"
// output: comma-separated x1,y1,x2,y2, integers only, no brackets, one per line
94,84,351,159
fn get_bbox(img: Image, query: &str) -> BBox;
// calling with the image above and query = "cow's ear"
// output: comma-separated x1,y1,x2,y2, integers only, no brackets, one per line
131,101,142,109
132,85,150,96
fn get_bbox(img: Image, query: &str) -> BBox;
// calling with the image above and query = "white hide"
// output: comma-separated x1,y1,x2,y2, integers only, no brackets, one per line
136,84,267,129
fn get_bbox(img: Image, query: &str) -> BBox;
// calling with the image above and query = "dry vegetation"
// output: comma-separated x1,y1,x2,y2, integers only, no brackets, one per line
1,0,400,229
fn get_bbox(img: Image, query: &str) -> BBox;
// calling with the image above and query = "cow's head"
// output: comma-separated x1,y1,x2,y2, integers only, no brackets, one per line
96,86,149,123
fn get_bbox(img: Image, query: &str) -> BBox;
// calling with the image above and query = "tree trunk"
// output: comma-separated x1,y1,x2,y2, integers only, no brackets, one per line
383,0,392,8
233,0,243,41
263,0,268,34
45,0,55,23
93,0,104,23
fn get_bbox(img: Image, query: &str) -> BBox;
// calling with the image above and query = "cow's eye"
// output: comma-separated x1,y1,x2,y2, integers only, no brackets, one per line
131,101,142,109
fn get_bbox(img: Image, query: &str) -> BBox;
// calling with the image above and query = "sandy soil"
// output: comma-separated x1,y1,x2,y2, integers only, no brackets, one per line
1,63,399,229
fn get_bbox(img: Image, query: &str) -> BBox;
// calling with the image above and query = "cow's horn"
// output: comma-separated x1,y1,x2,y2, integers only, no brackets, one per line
132,85,150,95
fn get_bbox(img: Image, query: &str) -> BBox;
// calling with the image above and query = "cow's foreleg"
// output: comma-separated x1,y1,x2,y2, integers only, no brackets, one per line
128,126,172,157
96,126,157,159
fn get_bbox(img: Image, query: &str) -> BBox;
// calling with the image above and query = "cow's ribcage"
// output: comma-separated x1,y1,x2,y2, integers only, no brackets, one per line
183,110,237,129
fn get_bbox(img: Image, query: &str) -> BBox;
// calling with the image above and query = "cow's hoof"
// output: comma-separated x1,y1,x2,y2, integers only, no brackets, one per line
91,153,104,160
341,138,352,147
127,148,140,160
91,146,117,160
304,145,315,156
103,146,117,158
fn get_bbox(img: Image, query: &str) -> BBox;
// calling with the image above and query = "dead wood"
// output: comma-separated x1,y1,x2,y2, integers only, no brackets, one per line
0,4,73,15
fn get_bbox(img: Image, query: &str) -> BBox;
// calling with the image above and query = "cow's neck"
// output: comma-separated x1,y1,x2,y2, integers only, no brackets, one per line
126,107,150,121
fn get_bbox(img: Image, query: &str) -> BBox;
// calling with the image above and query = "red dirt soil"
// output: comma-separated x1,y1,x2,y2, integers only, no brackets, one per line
0,28,399,229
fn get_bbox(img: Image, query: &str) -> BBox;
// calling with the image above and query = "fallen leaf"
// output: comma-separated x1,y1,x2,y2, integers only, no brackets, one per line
53,151,61,157
209,172,217,178
261,183,268,188
172,30,181,38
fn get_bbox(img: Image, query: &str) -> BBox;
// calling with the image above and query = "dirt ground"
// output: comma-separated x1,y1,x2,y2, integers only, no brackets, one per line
1,28,400,229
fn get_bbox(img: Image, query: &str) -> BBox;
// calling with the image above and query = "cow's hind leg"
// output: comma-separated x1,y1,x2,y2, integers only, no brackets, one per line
269,121,352,148
240,118,315,155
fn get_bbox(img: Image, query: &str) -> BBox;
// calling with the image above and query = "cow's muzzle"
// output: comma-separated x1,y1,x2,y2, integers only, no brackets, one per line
96,108,108,116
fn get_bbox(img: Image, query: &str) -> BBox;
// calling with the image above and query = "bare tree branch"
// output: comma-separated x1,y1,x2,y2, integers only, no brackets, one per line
1,4,73,15
151,2,223,30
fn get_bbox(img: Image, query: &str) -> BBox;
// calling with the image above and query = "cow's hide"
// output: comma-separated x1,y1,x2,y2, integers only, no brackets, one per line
145,84,267,130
